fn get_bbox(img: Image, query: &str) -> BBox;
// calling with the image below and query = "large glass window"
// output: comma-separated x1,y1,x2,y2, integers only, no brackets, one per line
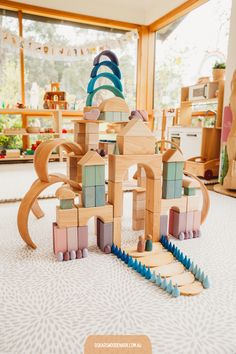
154,0,232,111
23,15,137,110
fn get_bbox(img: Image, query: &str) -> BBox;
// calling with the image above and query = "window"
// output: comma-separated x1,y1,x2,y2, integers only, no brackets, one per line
154,0,232,111
23,15,137,110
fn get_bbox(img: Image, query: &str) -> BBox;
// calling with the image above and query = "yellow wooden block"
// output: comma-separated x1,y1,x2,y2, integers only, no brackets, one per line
138,252,173,267
146,178,161,212
108,181,123,217
144,209,160,242
78,203,113,226
56,206,78,228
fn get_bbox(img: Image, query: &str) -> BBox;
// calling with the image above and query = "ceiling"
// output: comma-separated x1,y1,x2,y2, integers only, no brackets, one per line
8,0,188,25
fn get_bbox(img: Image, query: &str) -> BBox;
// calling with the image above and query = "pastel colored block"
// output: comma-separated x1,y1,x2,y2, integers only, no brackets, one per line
174,179,182,198
97,218,113,252
95,185,105,206
187,195,201,211
121,112,129,121
175,162,184,179
77,226,88,249
97,218,100,247
53,222,67,254
186,211,194,232
99,111,114,121
60,199,73,210
83,186,95,208
95,165,105,185
163,162,175,180
162,180,175,199
193,210,201,230
82,165,96,186
184,187,196,196
160,214,168,236
67,227,78,251
168,209,175,235
173,210,186,238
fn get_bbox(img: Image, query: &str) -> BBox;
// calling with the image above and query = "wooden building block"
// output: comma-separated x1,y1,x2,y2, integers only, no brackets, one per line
82,166,96,186
146,178,161,212
160,196,187,215
83,186,95,208
56,206,78,228
85,122,99,134
163,162,175,180
144,209,160,242
76,133,86,145
132,219,144,231
96,218,100,247
175,162,184,180
169,272,194,287
60,199,73,210
116,136,155,155
174,179,183,198
133,187,146,201
98,97,129,113
113,217,121,247
77,225,88,249
108,181,123,217
184,187,196,196
85,144,98,152
162,180,175,199
132,209,145,219
154,262,184,277
186,195,201,211
179,281,203,296
168,209,175,235
172,210,186,237
95,185,105,206
193,210,201,230
186,211,194,232
67,227,78,251
53,222,67,254
160,214,168,236
139,252,173,268
85,133,99,145
133,199,146,210
78,203,113,226
95,165,105,185
97,219,113,252
67,155,83,182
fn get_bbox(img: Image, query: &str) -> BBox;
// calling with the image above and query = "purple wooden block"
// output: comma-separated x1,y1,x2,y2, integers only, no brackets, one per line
193,210,201,231
186,211,194,232
53,222,67,254
173,211,186,238
77,226,88,249
67,227,78,252
160,214,168,236
97,218,101,247
168,209,175,235
98,219,113,252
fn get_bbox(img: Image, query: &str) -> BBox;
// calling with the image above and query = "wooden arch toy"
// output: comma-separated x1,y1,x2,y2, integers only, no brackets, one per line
93,50,119,66
87,72,123,93
91,60,121,79
86,85,124,106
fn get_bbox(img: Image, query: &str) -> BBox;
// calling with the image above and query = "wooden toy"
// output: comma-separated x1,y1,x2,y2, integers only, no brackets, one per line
145,234,153,251
84,108,100,120
132,187,145,231
43,82,68,110
154,262,184,277
129,110,148,122
67,227,78,251
138,252,173,268
162,149,184,199
137,236,145,252
179,281,203,296
55,186,75,209
56,206,78,228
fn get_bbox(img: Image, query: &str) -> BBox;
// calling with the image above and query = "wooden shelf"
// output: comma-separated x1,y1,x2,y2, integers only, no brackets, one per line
0,132,60,136
182,98,218,105
0,154,60,162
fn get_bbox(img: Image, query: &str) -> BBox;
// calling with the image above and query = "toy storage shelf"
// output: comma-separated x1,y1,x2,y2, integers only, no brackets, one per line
1,154,60,161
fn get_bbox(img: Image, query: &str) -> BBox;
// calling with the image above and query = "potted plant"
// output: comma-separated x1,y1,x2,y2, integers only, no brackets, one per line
212,61,226,81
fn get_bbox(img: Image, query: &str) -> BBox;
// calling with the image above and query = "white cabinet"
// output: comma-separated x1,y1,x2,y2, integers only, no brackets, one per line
168,127,202,160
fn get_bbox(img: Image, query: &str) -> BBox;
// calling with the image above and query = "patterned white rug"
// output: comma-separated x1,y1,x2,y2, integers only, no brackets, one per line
0,192,236,354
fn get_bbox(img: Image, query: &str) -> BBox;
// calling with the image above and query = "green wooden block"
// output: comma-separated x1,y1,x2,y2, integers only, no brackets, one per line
174,180,182,198
175,162,184,180
82,166,96,187
83,186,95,208
184,187,196,196
113,112,121,122
60,199,73,209
121,112,129,121
162,180,175,199
95,185,105,206
163,162,176,181
100,111,114,122
95,165,105,186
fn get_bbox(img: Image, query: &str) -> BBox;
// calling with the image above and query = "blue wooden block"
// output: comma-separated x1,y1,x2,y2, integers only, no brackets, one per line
145,267,152,280
162,180,175,199
166,280,174,294
128,257,134,267
133,259,138,270
95,165,105,186
82,166,96,186
114,245,118,255
175,162,184,180
156,274,162,286
150,271,156,283
95,185,105,206
83,186,95,207
117,248,122,258
161,278,167,290
137,262,142,274
141,265,147,277
125,254,130,264
163,162,176,180
172,285,180,297
174,179,182,198
111,244,115,253
121,250,126,261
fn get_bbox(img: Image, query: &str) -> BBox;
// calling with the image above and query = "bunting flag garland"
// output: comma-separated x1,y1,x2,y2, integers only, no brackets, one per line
0,28,138,61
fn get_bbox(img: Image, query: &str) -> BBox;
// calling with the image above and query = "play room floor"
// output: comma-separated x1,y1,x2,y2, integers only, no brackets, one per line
0,185,236,353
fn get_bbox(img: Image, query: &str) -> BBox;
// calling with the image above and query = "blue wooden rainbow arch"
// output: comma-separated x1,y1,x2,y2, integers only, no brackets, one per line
91,61,121,79
86,85,124,107
87,72,123,94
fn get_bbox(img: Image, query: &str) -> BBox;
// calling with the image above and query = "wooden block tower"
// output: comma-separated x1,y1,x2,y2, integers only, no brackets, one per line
74,121,100,155
132,187,146,230
162,149,184,199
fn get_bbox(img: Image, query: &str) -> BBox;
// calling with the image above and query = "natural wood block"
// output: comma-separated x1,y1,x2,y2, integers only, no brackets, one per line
160,196,187,214
144,209,160,242
67,227,78,251
193,210,201,230
85,133,99,145
133,199,146,210
132,209,145,219
137,176,146,188
162,149,184,163
67,155,83,182
85,144,98,152
108,154,162,182
153,262,184,277
146,178,161,212
95,165,105,185
56,206,78,228
160,214,168,236
76,133,86,145
133,188,146,201
182,176,200,189
179,281,203,296
108,181,123,217
124,242,163,258
169,272,195,287
186,211,194,232
168,209,175,235
132,219,144,231
77,225,88,249
83,186,95,208
78,203,113,226
139,252,173,267
53,222,67,254
98,97,129,113
113,217,121,247
95,185,105,206
82,166,96,187
186,195,201,211
117,136,155,155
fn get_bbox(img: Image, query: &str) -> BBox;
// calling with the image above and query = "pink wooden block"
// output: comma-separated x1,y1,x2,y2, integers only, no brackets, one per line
53,222,67,254
186,211,194,232
173,211,186,238
168,209,175,235
193,210,201,230
160,214,168,236
77,226,88,249
67,227,78,251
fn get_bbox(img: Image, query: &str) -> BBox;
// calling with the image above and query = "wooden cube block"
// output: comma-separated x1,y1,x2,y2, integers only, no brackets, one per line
117,136,155,155
56,206,78,228
85,144,98,152
83,186,95,208
168,209,175,235
144,210,160,242
99,111,114,121
132,219,144,231
78,203,113,226
163,162,176,180
187,195,201,212
77,226,88,249
146,178,161,212
76,133,86,145
172,211,186,238
193,210,201,230
68,155,83,182
133,209,145,219
133,187,146,201
161,196,187,215
174,180,183,198
113,217,121,247
74,122,86,134
95,165,105,185
97,219,113,252
85,133,99,145
86,123,99,134
67,227,78,251
160,214,168,236
53,222,67,254
60,199,73,210
108,181,123,217
175,162,184,179
82,165,96,186
186,211,194,232
162,180,175,199
133,199,146,210
95,185,105,206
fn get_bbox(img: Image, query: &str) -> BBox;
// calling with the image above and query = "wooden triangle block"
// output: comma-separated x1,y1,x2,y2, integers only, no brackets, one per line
78,151,105,166
118,118,154,137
